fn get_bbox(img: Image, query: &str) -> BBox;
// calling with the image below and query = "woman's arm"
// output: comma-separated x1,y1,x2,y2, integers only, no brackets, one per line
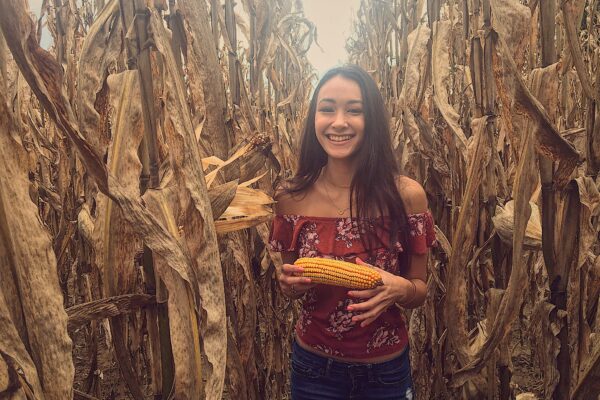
395,177,429,309
346,177,431,326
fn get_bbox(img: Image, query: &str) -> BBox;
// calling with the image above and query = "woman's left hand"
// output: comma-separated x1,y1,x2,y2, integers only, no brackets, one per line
346,258,413,328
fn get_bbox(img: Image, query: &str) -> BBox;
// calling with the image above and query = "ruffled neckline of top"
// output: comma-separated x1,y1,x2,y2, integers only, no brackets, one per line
274,211,432,221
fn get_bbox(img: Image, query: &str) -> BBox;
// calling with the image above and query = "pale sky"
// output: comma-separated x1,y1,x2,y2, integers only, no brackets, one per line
28,0,360,77
302,0,361,78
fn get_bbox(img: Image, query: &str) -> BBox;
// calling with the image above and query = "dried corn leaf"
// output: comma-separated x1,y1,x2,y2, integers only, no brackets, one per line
516,394,539,400
446,116,491,367
572,336,600,399
0,42,73,399
227,185,272,207
0,0,110,192
148,11,226,398
91,70,145,399
530,300,565,400
0,347,12,392
399,22,430,110
215,186,274,234
202,155,227,171
76,0,122,155
588,101,600,174
224,327,250,399
566,177,600,389
491,29,581,188
209,180,239,220
586,257,600,336
93,70,144,295
561,0,597,101
178,0,229,159
77,203,95,244
526,63,561,159
142,187,203,399
205,141,255,188
222,232,258,398
573,177,600,269
432,20,468,155
490,0,530,69
239,171,268,187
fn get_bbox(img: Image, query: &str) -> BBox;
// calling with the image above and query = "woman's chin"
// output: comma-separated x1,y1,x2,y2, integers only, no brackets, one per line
324,148,358,161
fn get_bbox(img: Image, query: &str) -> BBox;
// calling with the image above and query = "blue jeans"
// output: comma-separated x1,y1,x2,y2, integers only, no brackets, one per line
290,341,414,400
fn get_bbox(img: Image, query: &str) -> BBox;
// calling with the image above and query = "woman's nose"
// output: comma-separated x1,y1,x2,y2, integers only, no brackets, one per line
331,111,348,128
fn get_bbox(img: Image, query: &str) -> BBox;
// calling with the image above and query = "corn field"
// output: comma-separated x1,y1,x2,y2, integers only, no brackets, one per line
0,0,598,399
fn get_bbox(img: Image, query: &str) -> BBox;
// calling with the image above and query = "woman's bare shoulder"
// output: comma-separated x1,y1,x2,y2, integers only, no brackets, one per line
273,183,311,216
395,176,428,214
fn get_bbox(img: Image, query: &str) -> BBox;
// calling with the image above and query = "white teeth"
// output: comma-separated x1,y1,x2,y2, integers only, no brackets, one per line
327,135,353,142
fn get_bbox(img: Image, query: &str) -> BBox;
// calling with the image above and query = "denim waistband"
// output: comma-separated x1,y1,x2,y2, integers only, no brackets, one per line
292,340,409,376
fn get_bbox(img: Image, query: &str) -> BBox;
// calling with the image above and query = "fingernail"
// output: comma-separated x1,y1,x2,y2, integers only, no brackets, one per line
347,306,353,311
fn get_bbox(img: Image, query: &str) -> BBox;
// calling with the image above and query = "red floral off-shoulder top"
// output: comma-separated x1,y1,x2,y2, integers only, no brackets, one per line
269,212,436,359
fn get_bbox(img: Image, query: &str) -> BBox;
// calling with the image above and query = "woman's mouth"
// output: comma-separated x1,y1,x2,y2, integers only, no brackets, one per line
326,134,354,143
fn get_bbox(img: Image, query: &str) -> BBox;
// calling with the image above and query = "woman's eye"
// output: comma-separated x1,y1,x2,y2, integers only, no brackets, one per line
348,109,363,115
318,107,335,113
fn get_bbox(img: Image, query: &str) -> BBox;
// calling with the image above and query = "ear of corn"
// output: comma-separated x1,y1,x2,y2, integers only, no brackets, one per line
294,257,383,289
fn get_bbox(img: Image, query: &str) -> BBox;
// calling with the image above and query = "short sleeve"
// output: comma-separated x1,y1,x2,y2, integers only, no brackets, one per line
407,211,437,255
268,215,300,252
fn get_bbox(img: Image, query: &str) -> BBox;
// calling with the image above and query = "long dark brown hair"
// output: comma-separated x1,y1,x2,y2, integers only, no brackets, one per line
279,65,409,260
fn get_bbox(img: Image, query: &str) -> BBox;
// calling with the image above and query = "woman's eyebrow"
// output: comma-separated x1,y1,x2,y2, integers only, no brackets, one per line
318,98,363,104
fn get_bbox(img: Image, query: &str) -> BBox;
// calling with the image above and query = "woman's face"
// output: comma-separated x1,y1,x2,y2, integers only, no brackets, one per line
314,76,365,161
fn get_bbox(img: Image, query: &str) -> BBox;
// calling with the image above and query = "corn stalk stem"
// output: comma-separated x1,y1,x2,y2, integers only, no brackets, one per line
53,0,65,65
133,0,160,190
539,2,570,398
552,184,580,398
118,2,171,399
249,3,256,97
168,0,184,78
210,0,220,52
225,0,240,106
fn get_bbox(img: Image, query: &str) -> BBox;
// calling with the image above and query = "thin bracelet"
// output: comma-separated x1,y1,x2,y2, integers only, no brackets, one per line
401,279,417,306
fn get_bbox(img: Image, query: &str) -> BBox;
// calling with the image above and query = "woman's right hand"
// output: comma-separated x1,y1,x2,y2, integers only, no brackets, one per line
278,263,316,299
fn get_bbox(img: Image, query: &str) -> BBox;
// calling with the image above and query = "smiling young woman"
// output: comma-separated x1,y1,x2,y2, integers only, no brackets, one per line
269,65,436,400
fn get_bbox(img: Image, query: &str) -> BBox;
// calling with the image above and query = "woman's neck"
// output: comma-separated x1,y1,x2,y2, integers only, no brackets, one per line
322,159,356,188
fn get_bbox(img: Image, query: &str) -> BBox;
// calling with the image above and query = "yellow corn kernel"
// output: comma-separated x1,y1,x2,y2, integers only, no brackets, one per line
294,257,383,289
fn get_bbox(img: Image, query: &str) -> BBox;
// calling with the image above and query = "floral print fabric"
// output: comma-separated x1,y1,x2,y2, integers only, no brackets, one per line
269,212,436,359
